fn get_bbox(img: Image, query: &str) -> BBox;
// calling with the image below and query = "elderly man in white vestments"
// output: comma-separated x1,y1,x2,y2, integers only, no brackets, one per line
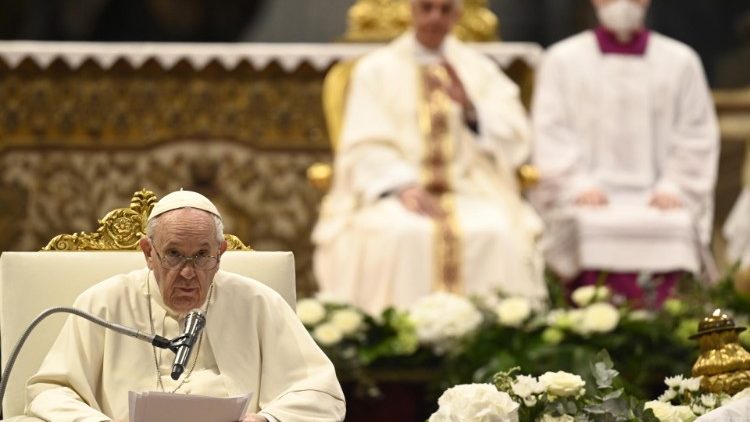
24,190,345,422
312,0,547,316
531,0,719,307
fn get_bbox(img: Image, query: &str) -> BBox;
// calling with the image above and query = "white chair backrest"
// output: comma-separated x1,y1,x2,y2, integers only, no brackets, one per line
0,250,296,418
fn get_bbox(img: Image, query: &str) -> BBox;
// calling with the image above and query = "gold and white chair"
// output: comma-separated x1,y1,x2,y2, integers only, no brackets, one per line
0,189,296,419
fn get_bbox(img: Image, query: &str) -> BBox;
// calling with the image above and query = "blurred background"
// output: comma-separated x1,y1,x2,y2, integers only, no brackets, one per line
1,0,749,87
2,2,750,420
0,0,748,294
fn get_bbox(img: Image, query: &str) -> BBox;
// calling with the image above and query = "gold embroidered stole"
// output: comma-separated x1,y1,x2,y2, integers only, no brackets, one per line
418,64,463,293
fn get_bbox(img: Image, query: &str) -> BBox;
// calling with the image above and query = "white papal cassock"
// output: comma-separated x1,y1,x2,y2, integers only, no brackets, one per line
25,269,345,421
312,32,546,316
531,30,719,279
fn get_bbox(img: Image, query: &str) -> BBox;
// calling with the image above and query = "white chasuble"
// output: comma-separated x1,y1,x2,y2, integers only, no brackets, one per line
312,32,547,316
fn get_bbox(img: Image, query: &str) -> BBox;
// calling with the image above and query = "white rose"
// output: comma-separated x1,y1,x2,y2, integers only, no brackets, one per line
547,309,584,330
522,395,538,407
312,322,343,346
408,292,482,353
671,405,697,422
496,297,533,327
296,298,326,326
644,401,696,422
429,383,519,422
664,375,684,388
540,414,575,422
571,285,607,307
658,389,677,402
690,404,706,416
645,401,672,421
511,375,544,398
539,371,586,397
577,302,620,334
628,309,655,321
699,394,716,408
680,376,701,393
330,308,364,336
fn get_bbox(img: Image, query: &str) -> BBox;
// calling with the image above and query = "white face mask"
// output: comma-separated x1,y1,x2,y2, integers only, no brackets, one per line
596,0,646,41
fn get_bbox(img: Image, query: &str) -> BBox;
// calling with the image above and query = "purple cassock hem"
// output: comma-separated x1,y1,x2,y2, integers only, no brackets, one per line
594,25,650,56
570,270,680,309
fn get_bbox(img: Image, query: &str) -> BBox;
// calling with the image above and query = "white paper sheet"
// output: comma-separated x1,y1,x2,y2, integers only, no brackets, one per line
128,391,252,422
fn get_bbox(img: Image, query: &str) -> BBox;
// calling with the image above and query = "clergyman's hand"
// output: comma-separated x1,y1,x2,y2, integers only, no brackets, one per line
574,188,608,207
649,191,683,210
442,62,472,110
398,186,444,218
240,414,268,422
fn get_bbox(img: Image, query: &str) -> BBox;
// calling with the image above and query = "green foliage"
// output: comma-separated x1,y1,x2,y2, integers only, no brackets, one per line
301,268,748,412
493,350,661,421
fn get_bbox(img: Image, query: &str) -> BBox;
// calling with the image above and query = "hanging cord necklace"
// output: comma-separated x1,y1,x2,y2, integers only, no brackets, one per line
146,270,214,393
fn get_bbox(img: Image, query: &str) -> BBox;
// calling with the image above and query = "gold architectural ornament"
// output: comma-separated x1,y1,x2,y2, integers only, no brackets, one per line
343,0,498,42
42,189,251,251
344,0,411,42
454,0,499,42
690,309,750,395
517,164,540,190
0,62,329,152
307,162,334,191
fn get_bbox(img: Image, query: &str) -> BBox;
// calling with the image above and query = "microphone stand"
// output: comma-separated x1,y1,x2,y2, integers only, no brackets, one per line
0,306,190,411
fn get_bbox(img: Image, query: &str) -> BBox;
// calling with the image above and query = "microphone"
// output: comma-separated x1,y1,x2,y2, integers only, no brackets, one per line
1,306,173,409
170,309,206,380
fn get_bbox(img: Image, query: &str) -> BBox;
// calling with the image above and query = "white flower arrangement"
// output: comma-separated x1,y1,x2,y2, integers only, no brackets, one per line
429,383,519,422
495,297,533,328
644,401,696,422
571,285,611,307
407,292,482,354
539,415,575,422
312,321,344,346
296,298,326,326
546,309,584,331
544,303,620,336
538,371,586,398
330,308,364,336
649,374,727,419
576,302,621,334
510,375,544,407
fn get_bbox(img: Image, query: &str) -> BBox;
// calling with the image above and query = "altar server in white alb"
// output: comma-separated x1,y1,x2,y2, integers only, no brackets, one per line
23,190,345,422
531,0,719,306
312,0,547,316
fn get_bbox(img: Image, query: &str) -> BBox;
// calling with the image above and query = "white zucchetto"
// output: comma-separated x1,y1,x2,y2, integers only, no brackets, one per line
148,189,222,221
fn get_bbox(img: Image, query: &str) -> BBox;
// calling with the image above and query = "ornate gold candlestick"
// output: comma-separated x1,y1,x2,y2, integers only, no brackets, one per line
691,309,750,395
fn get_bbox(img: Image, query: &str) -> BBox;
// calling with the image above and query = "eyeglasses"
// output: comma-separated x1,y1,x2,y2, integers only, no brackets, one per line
152,247,220,271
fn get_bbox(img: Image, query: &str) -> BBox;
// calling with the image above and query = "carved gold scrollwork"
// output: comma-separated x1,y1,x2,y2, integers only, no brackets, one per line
42,188,251,251
454,0,499,42
344,0,499,42
0,63,328,152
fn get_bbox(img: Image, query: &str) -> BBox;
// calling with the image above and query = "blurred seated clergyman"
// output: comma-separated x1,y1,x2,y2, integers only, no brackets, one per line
312,0,547,316
530,0,719,308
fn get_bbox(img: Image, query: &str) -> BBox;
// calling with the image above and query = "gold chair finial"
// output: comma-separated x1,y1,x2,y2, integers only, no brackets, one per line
43,189,251,251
